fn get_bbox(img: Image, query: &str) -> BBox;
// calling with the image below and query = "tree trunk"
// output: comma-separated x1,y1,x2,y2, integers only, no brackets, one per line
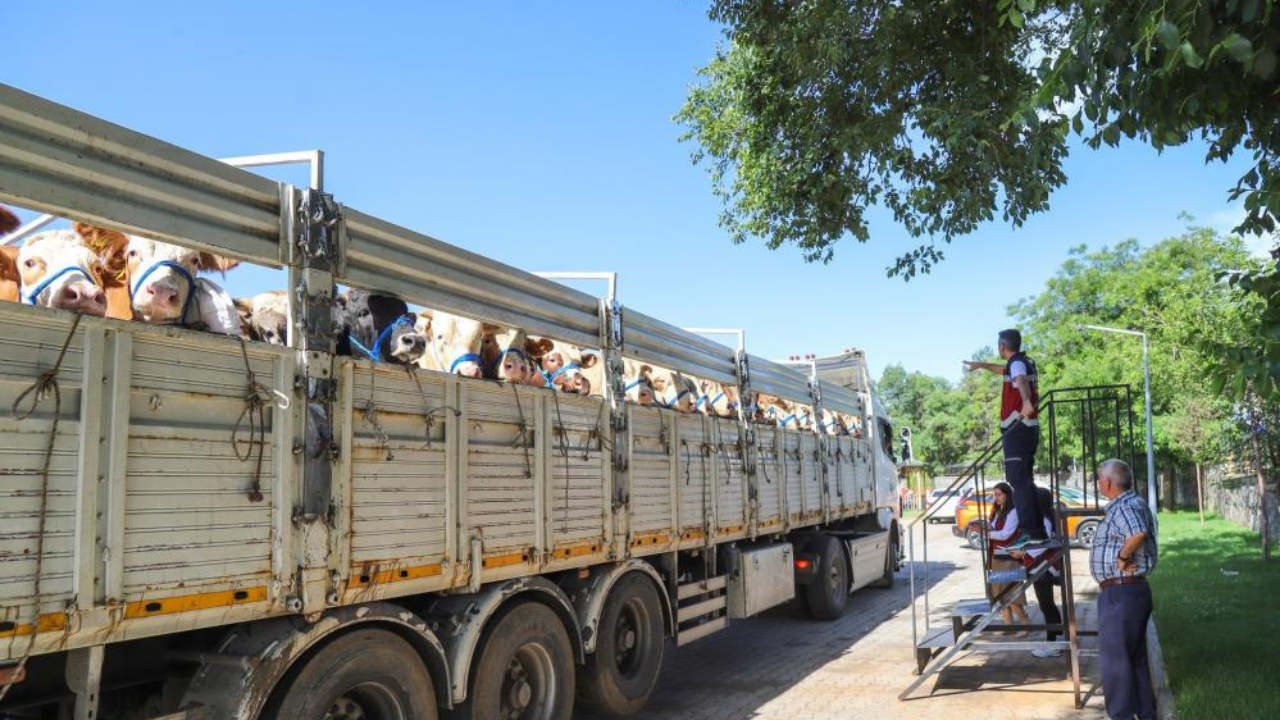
1196,463,1205,524
1250,422,1271,563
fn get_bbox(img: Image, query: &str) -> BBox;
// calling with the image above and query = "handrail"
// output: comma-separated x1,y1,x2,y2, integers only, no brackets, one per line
902,384,1108,529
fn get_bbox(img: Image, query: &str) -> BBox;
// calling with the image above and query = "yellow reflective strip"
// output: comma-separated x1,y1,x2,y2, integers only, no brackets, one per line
0,612,67,639
349,563,443,588
482,551,531,569
124,586,267,620
551,543,600,560
631,532,670,547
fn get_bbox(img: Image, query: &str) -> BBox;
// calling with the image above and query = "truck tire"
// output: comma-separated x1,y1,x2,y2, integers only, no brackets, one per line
871,527,899,589
263,628,437,720
458,601,575,720
577,573,665,716
803,535,849,620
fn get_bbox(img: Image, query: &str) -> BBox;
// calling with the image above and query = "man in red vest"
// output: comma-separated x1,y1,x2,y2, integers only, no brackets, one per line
964,329,1046,539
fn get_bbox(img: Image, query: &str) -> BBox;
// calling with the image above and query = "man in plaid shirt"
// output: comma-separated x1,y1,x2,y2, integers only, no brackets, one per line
1090,459,1158,720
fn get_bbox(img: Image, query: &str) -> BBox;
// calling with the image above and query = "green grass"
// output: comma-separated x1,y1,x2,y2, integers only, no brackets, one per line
1149,511,1280,720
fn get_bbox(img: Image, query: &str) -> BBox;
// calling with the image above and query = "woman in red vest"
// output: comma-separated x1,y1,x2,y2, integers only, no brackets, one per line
987,482,1030,628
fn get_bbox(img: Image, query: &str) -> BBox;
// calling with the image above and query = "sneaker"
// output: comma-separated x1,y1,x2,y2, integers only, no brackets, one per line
1031,647,1063,658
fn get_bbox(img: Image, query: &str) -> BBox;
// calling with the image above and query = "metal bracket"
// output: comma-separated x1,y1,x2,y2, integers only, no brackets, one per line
65,645,104,720
295,189,341,520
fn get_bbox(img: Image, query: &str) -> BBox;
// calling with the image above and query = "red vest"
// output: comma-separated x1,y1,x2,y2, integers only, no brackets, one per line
987,510,1016,565
1001,352,1039,423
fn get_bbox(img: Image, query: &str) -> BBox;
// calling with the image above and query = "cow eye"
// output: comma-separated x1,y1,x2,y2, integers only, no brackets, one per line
24,259,37,268
359,308,370,317
126,249,139,258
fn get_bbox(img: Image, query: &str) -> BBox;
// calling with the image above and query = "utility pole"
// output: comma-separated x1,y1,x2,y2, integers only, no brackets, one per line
1079,325,1158,521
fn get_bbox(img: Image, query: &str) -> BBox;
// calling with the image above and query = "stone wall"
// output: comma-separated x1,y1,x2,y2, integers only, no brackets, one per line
1204,464,1280,542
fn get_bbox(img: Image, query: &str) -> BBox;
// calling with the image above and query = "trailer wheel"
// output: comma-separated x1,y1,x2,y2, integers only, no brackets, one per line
578,573,665,716
803,535,849,620
871,526,899,589
263,628,437,720
460,601,575,720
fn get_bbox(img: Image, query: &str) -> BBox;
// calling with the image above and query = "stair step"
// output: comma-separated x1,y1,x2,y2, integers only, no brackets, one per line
951,599,992,618
917,626,956,649
678,616,727,646
986,568,1027,584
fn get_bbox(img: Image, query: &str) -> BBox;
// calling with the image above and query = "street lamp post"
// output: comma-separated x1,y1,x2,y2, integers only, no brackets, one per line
1079,325,1158,519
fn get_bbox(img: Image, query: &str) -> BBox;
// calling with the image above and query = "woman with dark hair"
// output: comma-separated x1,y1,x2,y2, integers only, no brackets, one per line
987,482,1030,629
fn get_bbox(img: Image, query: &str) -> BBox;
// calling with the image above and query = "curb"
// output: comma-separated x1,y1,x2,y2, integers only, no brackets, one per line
1146,617,1177,720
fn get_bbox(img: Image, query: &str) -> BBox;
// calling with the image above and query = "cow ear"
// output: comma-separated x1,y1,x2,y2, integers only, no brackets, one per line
75,223,130,278
233,297,255,328
640,364,654,378
196,252,240,274
0,245,19,283
0,205,19,236
524,337,554,358
579,351,599,368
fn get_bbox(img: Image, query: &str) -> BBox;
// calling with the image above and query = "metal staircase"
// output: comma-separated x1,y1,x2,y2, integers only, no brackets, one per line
899,385,1138,708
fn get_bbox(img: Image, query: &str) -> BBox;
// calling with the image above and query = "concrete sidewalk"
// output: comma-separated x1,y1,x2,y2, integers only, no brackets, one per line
577,529,1129,720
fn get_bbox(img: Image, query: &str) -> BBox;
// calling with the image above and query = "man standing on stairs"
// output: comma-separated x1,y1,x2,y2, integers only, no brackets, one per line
1092,458,1159,720
963,328,1046,539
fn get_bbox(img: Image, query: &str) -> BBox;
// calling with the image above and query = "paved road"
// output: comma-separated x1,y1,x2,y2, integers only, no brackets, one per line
578,525,1108,720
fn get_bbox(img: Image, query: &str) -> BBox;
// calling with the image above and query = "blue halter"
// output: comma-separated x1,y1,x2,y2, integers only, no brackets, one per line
350,314,416,363
491,346,530,376
778,413,797,428
24,265,97,306
543,362,581,389
624,378,646,392
450,352,483,374
131,260,197,324
659,388,695,409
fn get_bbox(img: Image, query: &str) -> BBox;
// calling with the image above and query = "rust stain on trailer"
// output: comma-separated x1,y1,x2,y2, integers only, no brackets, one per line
348,562,443,588
123,585,267,619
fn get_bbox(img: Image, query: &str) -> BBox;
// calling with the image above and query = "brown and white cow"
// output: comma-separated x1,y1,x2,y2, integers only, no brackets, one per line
416,309,489,378
530,339,599,395
2,225,112,316
235,291,288,345
90,230,242,333
694,378,740,419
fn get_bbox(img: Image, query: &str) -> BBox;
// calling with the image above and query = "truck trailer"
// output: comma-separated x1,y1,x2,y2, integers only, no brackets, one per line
0,83,902,720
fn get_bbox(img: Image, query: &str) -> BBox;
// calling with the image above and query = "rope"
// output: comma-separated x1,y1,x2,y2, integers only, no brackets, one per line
509,383,534,479
233,338,269,501
2,314,81,703
403,364,461,448
550,390,572,535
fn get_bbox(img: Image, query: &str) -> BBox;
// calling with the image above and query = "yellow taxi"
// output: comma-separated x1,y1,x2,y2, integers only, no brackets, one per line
951,486,1104,549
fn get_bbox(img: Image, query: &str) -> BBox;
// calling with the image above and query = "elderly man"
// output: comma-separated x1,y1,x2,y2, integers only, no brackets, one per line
964,328,1045,538
1091,458,1159,720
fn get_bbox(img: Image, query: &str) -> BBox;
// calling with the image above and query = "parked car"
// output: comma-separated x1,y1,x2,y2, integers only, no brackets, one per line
925,487,968,523
952,487,1106,549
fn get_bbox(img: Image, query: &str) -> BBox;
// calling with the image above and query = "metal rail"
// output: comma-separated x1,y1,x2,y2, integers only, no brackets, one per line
902,385,1136,708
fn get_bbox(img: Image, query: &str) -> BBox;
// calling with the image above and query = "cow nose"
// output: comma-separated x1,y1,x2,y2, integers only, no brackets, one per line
461,364,482,379
146,283,180,307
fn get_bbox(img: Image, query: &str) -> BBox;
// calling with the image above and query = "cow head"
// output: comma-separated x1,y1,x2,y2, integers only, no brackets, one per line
697,379,740,418
236,291,289,346
625,366,657,406
533,340,598,395
657,372,699,413
97,234,239,324
755,394,801,428
416,310,490,377
337,290,425,365
480,328,536,383
817,408,845,436
12,230,108,315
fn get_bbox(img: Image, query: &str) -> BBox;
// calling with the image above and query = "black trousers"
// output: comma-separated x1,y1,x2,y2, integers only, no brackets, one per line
1032,575,1062,641
1098,583,1156,720
1001,422,1045,538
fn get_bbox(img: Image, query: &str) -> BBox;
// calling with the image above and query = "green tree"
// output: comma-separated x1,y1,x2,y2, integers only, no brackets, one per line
677,0,1278,277
1010,226,1265,480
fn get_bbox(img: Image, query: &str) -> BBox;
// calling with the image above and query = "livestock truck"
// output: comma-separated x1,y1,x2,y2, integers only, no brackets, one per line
0,84,902,720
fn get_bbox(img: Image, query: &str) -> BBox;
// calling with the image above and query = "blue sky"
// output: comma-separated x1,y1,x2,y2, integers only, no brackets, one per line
5,2,1257,383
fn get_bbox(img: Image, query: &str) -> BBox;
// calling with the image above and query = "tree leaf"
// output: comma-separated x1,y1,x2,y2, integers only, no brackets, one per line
1155,20,1179,51
1180,41,1204,69
1223,33,1253,63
